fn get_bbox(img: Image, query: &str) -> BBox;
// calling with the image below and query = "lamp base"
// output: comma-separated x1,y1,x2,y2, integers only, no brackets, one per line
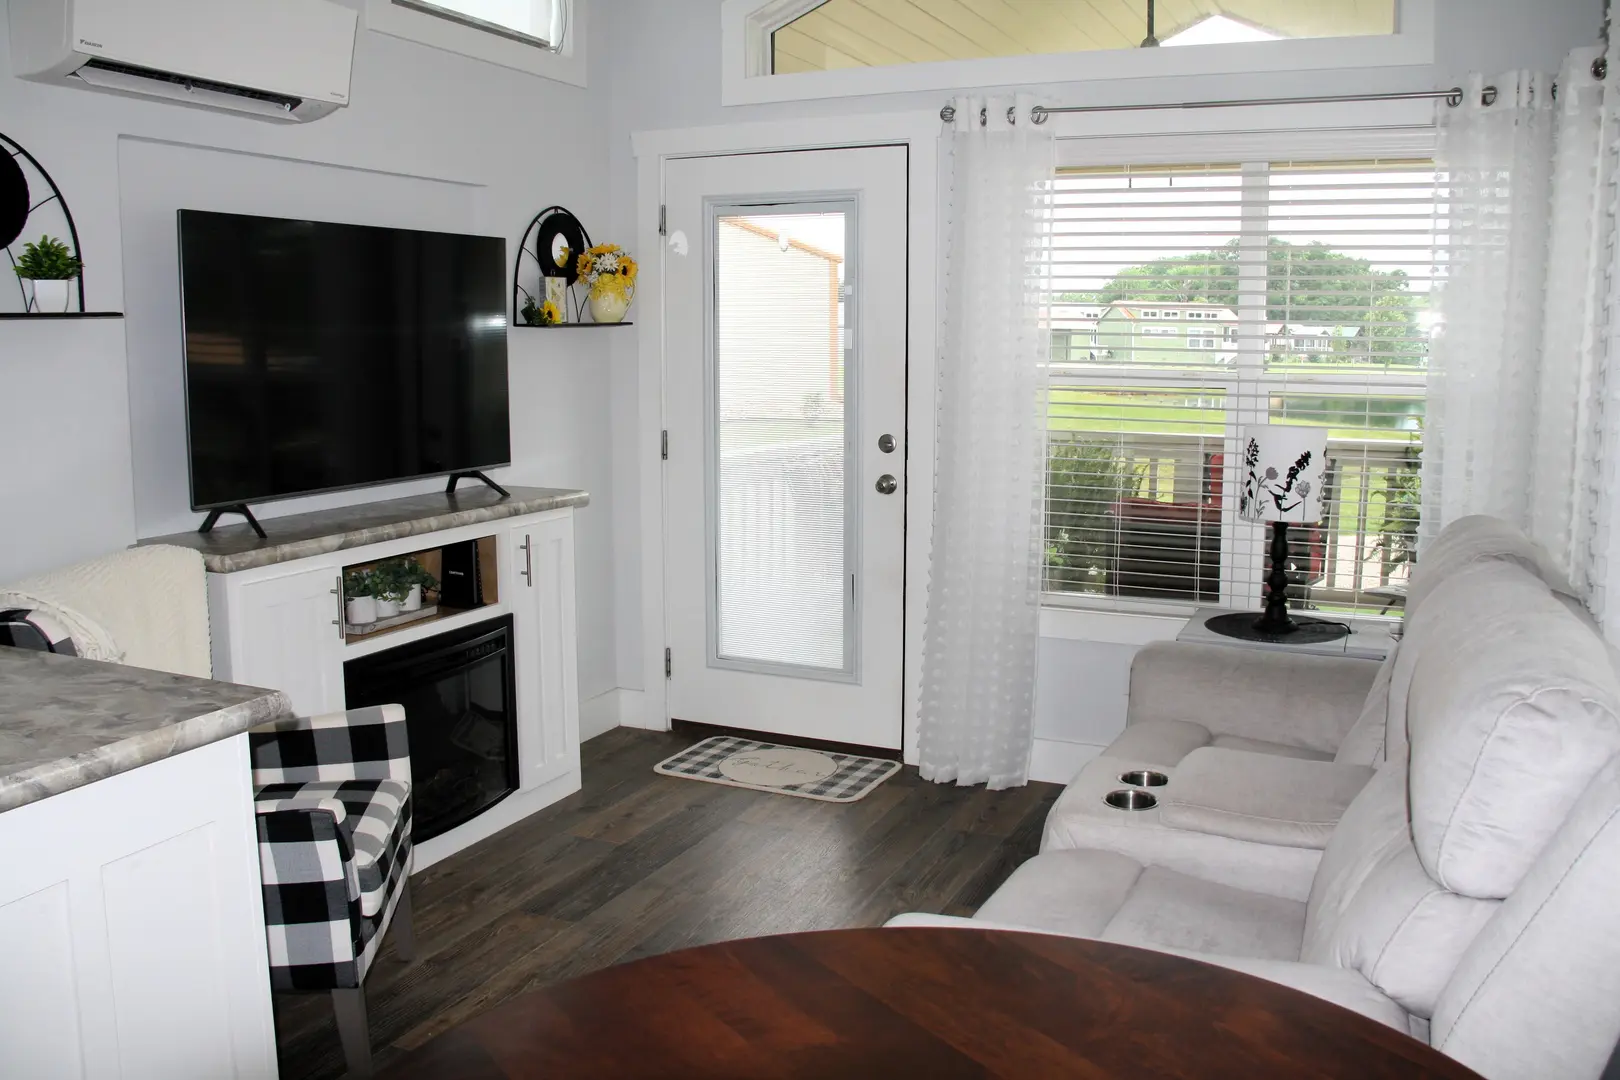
1204,612,1350,646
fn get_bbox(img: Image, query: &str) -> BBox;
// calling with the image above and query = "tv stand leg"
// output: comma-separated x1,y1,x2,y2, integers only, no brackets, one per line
198,505,267,539
445,471,511,499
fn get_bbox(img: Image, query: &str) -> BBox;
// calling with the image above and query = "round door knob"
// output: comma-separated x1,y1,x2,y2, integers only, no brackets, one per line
876,474,897,495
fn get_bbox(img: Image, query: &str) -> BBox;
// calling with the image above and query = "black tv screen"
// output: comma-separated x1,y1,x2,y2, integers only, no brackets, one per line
178,210,511,510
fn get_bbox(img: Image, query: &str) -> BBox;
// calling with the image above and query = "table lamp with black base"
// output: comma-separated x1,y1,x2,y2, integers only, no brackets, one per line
1205,424,1351,646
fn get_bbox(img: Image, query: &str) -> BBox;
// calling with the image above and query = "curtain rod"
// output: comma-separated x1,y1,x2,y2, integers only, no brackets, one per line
939,86,1488,126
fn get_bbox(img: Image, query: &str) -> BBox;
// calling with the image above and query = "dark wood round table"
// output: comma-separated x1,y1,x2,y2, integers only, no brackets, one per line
380,927,1481,1079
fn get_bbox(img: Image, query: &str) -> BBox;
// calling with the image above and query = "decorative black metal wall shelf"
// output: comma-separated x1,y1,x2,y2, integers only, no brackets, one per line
2,131,90,315
0,311,121,321
513,205,594,325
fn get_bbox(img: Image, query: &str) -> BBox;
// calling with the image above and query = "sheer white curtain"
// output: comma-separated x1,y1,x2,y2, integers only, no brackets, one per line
918,95,1054,789
1424,43,1620,634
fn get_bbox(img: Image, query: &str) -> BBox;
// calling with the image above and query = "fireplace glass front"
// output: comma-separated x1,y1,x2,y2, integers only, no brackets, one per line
345,614,517,843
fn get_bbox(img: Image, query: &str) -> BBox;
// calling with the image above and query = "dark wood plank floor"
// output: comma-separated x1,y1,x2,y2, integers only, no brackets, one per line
273,727,1061,1079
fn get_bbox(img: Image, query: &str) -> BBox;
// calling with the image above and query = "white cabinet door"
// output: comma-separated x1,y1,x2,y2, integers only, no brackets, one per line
231,566,345,716
507,515,580,790
0,736,277,1080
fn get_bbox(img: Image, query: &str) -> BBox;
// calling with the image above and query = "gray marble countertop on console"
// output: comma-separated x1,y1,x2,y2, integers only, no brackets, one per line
137,486,590,573
0,649,291,814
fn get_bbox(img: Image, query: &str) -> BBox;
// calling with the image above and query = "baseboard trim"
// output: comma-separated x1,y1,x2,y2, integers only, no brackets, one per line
580,687,652,740
1028,738,1104,786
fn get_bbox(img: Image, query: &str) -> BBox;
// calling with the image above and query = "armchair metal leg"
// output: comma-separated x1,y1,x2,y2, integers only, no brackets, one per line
331,987,373,1079
392,880,416,963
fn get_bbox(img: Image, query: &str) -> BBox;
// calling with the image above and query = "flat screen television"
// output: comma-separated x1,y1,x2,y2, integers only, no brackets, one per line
178,209,510,512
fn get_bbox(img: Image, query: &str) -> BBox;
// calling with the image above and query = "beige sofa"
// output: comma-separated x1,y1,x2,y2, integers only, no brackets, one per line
889,525,1620,1079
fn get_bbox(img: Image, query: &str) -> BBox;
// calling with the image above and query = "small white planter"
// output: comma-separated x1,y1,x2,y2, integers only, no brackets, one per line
346,596,378,625
401,584,423,612
375,596,402,619
28,279,72,313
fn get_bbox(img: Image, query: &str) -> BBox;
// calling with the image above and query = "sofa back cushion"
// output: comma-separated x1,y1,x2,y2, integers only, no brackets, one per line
1405,561,1620,899
1302,766,1497,1018
1407,514,1575,614
1431,753,1620,1080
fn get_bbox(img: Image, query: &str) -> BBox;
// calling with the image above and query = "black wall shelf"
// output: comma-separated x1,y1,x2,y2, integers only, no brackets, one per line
0,311,123,320
513,321,633,329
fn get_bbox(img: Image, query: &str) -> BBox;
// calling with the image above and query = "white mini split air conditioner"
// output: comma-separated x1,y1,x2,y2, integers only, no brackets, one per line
9,0,359,123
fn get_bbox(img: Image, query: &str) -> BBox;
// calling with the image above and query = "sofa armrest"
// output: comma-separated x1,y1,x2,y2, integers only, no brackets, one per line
249,704,410,787
1158,748,1375,849
1128,641,1380,754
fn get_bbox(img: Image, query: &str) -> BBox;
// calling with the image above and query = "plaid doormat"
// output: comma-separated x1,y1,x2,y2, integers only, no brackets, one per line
653,736,900,803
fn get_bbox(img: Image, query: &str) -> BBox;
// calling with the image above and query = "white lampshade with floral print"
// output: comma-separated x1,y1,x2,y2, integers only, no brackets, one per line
1237,425,1327,525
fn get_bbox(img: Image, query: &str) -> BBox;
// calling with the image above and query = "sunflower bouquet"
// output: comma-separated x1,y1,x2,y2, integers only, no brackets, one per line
576,244,637,296
575,243,637,322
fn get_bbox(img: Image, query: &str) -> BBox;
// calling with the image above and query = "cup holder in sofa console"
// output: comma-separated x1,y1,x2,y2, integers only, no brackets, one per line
1104,789,1158,811
1118,770,1168,788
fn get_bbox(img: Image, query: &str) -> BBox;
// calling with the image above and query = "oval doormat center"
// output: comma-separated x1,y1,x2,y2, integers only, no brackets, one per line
717,747,840,788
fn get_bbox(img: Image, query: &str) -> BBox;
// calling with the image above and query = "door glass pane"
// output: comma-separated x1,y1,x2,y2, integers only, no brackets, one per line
714,211,848,670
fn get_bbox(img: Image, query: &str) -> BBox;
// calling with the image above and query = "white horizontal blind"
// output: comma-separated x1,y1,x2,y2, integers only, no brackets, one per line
1046,159,1436,618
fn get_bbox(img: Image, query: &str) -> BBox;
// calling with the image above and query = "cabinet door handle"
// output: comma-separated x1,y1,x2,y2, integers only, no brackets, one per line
520,535,533,587
332,577,344,638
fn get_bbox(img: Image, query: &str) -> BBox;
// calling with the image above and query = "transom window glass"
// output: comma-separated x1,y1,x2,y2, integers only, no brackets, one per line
771,1,1396,74
1045,158,1436,619
395,0,563,48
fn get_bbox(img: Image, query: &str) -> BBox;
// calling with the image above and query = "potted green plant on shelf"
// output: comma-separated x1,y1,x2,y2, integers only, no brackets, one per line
14,235,82,313
370,561,411,619
343,568,378,625
389,559,439,613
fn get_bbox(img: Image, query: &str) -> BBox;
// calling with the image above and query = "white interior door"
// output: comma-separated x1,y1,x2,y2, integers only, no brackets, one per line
664,146,907,749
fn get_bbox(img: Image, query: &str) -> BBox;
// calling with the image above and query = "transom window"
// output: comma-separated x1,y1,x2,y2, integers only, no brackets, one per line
394,0,564,49
1045,158,1436,619
771,1,1396,74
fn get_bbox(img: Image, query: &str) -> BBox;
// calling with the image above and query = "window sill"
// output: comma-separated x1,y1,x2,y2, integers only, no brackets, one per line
1039,602,1190,646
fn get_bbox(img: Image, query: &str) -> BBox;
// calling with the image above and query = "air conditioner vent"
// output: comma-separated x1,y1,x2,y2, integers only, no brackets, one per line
77,57,302,112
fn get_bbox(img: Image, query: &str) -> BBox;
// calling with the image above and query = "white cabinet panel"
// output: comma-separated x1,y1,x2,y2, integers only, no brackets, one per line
0,882,84,1078
0,735,276,1079
508,516,580,790
230,566,345,716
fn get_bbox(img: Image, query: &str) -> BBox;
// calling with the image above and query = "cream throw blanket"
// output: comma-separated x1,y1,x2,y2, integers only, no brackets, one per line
0,545,212,678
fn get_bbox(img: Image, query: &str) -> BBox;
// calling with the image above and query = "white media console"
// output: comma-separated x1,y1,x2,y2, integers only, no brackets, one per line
171,485,589,869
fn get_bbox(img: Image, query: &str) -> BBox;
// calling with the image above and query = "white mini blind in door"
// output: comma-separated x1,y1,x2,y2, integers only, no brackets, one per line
1045,158,1437,618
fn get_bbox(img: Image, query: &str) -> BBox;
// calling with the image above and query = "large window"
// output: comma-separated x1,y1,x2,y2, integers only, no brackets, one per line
1046,159,1435,619
772,1,1395,74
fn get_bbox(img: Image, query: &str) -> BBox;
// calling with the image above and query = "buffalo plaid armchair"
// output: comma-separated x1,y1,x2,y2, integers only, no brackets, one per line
250,704,415,1079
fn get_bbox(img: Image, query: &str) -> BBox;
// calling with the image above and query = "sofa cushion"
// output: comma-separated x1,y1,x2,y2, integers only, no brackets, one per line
1207,735,1333,761
1406,560,1620,899
1406,514,1575,613
1040,755,1323,901
976,850,1306,961
1159,748,1373,849
1300,764,1495,1018
974,848,1143,937
1431,753,1620,1080
1100,864,1306,960
1102,720,1213,768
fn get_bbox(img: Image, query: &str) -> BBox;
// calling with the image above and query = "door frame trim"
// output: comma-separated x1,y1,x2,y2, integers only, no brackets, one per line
631,112,941,765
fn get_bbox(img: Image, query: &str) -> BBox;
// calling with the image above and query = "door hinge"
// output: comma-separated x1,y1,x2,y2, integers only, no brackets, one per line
661,429,668,460
665,647,672,678
658,204,667,236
